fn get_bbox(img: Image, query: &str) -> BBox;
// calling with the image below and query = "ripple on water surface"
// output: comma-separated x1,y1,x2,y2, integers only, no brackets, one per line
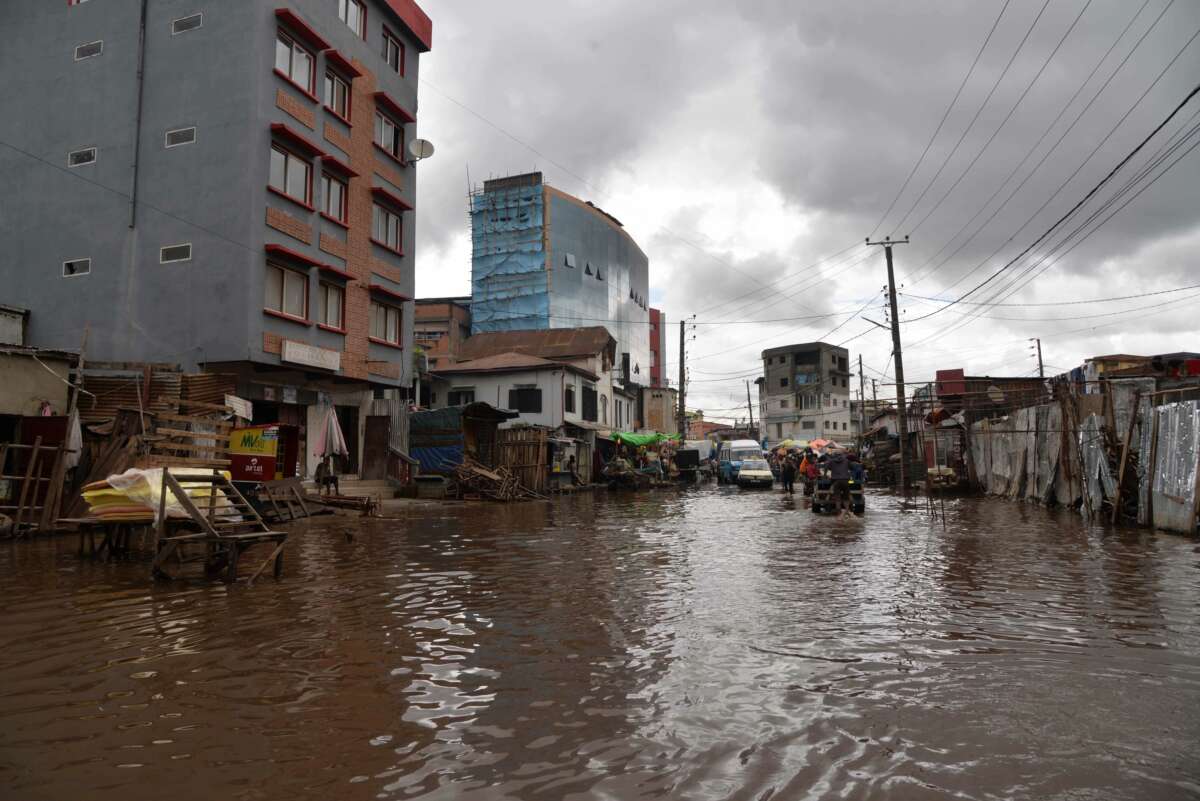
1,489,1199,800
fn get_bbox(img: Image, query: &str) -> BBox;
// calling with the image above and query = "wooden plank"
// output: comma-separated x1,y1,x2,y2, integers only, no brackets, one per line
150,441,233,455
39,445,68,532
153,428,232,441
163,470,219,537
153,413,234,430
14,436,43,534
176,399,235,413
143,455,232,467
1111,389,1142,525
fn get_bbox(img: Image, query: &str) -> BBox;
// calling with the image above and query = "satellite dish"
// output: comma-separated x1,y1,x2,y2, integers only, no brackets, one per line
408,138,435,161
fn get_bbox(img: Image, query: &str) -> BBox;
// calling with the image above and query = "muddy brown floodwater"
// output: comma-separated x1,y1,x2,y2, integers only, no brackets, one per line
2,487,1199,800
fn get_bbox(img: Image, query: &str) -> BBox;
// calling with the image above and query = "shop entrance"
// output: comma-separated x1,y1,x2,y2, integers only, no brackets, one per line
336,405,359,474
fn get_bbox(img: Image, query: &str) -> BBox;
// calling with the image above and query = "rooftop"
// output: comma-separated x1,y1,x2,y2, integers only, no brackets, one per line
433,351,598,381
762,341,847,358
458,326,616,363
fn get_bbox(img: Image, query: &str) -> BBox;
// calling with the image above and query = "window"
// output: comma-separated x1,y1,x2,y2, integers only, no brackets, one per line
374,112,404,160
165,127,196,148
160,243,192,263
171,14,202,35
382,30,404,74
600,395,608,426
802,420,815,430
318,282,343,329
370,301,401,344
68,147,96,167
63,258,90,278
779,377,788,388
372,204,402,251
338,0,365,38
321,173,347,222
265,263,308,318
582,386,598,422
74,41,103,60
448,389,475,406
508,387,542,414
274,31,314,93
842,422,848,431
270,145,312,205
564,253,576,268
565,386,575,414
775,423,783,439
325,72,350,120
780,399,788,409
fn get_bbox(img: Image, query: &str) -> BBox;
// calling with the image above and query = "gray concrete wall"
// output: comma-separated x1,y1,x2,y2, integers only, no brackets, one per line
546,190,650,387
0,0,422,387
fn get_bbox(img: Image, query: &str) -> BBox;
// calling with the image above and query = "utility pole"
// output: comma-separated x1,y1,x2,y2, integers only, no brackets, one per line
866,235,911,494
1032,337,1044,379
858,354,866,441
746,380,755,441
677,319,687,437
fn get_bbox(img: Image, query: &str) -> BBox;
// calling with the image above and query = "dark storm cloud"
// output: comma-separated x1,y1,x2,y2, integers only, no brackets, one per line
415,0,1200,405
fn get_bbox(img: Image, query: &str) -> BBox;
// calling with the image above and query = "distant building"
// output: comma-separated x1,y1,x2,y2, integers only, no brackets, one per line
934,369,1046,418
469,172,650,388
759,342,852,442
1083,354,1151,392
649,307,667,387
414,297,471,371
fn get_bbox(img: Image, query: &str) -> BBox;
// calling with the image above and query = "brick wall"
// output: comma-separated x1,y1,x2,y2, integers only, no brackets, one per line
266,207,312,244
277,89,315,129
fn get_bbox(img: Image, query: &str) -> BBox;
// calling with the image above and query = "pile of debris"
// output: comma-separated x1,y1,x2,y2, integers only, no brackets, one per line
452,458,544,502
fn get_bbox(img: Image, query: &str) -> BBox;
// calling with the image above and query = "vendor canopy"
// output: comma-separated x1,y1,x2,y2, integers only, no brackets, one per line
611,432,680,447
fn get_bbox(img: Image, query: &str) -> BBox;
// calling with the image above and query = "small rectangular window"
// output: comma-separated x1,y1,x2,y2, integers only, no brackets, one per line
75,41,103,60
164,127,196,148
318,283,344,329
338,0,366,38
382,30,404,75
275,31,314,93
321,174,347,222
68,147,96,167
508,387,542,414
374,112,404,160
370,301,401,344
160,243,192,263
269,145,312,206
171,14,203,35
324,72,350,120
372,204,402,251
63,258,91,278
265,263,308,318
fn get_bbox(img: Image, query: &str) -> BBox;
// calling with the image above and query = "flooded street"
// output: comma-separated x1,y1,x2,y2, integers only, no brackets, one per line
2,487,1199,800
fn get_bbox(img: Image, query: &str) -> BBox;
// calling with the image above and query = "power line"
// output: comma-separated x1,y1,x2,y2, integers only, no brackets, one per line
870,0,1013,237
901,282,1200,307
891,0,1054,234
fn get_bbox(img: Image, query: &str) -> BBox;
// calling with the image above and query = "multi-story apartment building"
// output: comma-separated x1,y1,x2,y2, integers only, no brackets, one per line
1,0,431,475
414,297,471,371
759,342,852,443
649,307,667,388
468,172,651,389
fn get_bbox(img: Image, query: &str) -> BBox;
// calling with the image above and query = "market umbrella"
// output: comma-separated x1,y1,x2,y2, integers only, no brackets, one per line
809,438,830,450
314,406,349,458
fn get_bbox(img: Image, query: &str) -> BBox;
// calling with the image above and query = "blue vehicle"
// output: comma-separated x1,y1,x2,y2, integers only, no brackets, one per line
717,439,764,484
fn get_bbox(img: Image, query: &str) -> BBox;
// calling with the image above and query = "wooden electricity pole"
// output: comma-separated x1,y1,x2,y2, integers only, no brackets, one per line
858,354,866,440
867,235,911,494
1033,337,1044,379
677,319,686,437
746,380,755,440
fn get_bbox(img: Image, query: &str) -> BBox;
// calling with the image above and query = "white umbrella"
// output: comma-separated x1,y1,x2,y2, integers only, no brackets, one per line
314,407,349,458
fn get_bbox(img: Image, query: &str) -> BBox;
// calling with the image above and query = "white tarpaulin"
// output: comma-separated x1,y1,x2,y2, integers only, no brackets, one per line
1151,401,1200,534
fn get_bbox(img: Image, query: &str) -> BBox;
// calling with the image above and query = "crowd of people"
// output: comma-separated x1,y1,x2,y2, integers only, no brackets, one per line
769,445,866,517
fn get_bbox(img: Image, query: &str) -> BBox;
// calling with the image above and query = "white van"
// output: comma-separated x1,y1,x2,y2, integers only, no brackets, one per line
718,438,763,483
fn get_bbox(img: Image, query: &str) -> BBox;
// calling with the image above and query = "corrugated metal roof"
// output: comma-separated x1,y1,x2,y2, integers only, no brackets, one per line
458,326,615,362
436,351,599,381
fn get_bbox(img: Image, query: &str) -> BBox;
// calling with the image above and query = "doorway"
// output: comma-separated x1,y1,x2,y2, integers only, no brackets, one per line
335,405,359,474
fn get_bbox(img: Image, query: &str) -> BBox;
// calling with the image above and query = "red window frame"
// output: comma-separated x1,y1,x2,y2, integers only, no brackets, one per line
374,111,406,163
320,172,348,226
317,281,346,332
323,70,352,124
269,142,314,210
338,0,366,39
369,300,402,346
264,261,310,323
274,29,317,98
382,27,405,76
371,202,403,254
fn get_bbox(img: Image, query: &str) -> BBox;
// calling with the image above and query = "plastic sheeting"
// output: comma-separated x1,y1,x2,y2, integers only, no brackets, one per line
1150,401,1200,533
471,184,549,332
102,468,234,524
1079,414,1117,515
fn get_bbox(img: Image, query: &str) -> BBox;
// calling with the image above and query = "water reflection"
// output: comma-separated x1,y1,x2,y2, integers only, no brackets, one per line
1,488,1198,800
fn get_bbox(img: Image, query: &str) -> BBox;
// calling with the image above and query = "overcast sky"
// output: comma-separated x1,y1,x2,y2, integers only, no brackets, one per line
413,0,1200,422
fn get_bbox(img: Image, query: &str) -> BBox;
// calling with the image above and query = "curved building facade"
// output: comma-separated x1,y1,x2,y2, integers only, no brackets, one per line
471,173,650,387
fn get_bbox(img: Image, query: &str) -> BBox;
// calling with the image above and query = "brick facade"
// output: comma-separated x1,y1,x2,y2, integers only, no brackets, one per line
375,163,404,191
277,89,315,129
320,233,348,260
324,123,352,155
266,207,313,244
263,332,283,355
368,360,401,379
